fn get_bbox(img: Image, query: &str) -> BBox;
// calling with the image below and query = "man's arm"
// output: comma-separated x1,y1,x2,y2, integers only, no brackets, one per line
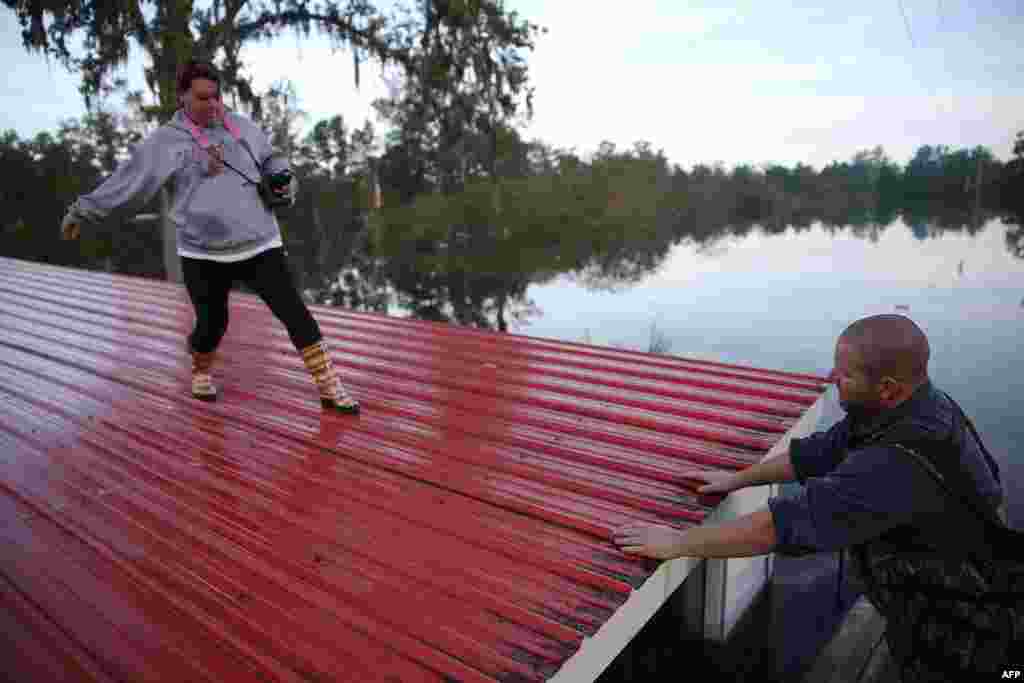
614,440,954,561
613,510,776,560
731,449,796,487
711,417,852,493
683,448,795,495
620,449,797,560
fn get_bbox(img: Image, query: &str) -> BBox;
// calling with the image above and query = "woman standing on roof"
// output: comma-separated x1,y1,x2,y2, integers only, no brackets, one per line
60,59,359,414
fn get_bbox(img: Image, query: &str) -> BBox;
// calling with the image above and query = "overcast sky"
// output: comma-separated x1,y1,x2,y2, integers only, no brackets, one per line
1,0,1021,170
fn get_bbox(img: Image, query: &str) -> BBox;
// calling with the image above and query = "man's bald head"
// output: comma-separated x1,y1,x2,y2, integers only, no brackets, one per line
838,314,930,387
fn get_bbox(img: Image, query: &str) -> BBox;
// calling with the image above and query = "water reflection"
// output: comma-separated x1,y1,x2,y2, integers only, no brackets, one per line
347,198,1023,333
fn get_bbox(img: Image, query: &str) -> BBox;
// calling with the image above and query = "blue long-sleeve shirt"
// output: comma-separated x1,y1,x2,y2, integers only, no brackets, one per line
769,381,1005,557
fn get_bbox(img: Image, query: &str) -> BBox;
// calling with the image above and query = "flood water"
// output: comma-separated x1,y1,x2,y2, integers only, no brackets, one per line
544,216,1024,681
514,217,1024,528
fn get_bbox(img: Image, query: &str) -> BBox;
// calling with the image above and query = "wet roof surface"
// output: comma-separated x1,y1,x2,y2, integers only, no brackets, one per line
0,256,827,681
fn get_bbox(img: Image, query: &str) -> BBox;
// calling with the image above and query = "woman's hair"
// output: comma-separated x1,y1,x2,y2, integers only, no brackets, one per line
176,60,221,96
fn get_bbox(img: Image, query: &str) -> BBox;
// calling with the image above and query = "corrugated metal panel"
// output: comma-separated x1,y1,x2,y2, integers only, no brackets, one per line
0,255,829,682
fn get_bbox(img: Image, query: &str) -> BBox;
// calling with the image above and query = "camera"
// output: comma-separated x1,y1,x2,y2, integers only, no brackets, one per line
256,168,294,209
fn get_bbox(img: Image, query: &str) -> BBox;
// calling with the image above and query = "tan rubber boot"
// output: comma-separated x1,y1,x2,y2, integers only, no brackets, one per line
191,351,218,402
300,340,359,414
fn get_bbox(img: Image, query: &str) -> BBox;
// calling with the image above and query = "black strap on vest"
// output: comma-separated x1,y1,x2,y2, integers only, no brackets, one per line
874,391,1021,560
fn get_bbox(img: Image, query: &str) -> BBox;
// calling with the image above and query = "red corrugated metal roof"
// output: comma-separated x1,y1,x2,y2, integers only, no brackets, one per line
0,255,828,682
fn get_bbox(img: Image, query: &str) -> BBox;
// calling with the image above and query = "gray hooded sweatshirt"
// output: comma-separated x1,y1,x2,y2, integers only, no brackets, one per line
66,109,295,262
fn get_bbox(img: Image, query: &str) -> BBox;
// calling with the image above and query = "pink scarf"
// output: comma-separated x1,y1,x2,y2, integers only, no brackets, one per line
180,100,243,149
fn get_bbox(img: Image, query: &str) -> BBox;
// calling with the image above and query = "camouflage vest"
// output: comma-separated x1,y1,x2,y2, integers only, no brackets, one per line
849,392,1023,679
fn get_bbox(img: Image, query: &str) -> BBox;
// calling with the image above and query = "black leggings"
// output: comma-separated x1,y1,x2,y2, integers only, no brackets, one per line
181,248,321,353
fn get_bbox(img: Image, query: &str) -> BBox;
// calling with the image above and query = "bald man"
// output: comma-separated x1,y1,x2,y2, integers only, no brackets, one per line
613,314,1010,680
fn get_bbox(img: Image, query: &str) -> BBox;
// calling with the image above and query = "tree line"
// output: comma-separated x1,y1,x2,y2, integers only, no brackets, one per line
1,1,1022,330
3,101,1020,329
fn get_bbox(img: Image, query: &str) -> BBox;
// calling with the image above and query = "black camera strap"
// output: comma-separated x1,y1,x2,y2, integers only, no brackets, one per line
170,112,266,187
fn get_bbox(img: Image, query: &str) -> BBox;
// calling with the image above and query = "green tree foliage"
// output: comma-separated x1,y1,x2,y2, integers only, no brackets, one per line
1002,132,1024,212
999,131,1024,258
370,139,682,329
365,0,544,326
2,0,534,281
2,0,421,123
4,80,1022,331
375,0,543,191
